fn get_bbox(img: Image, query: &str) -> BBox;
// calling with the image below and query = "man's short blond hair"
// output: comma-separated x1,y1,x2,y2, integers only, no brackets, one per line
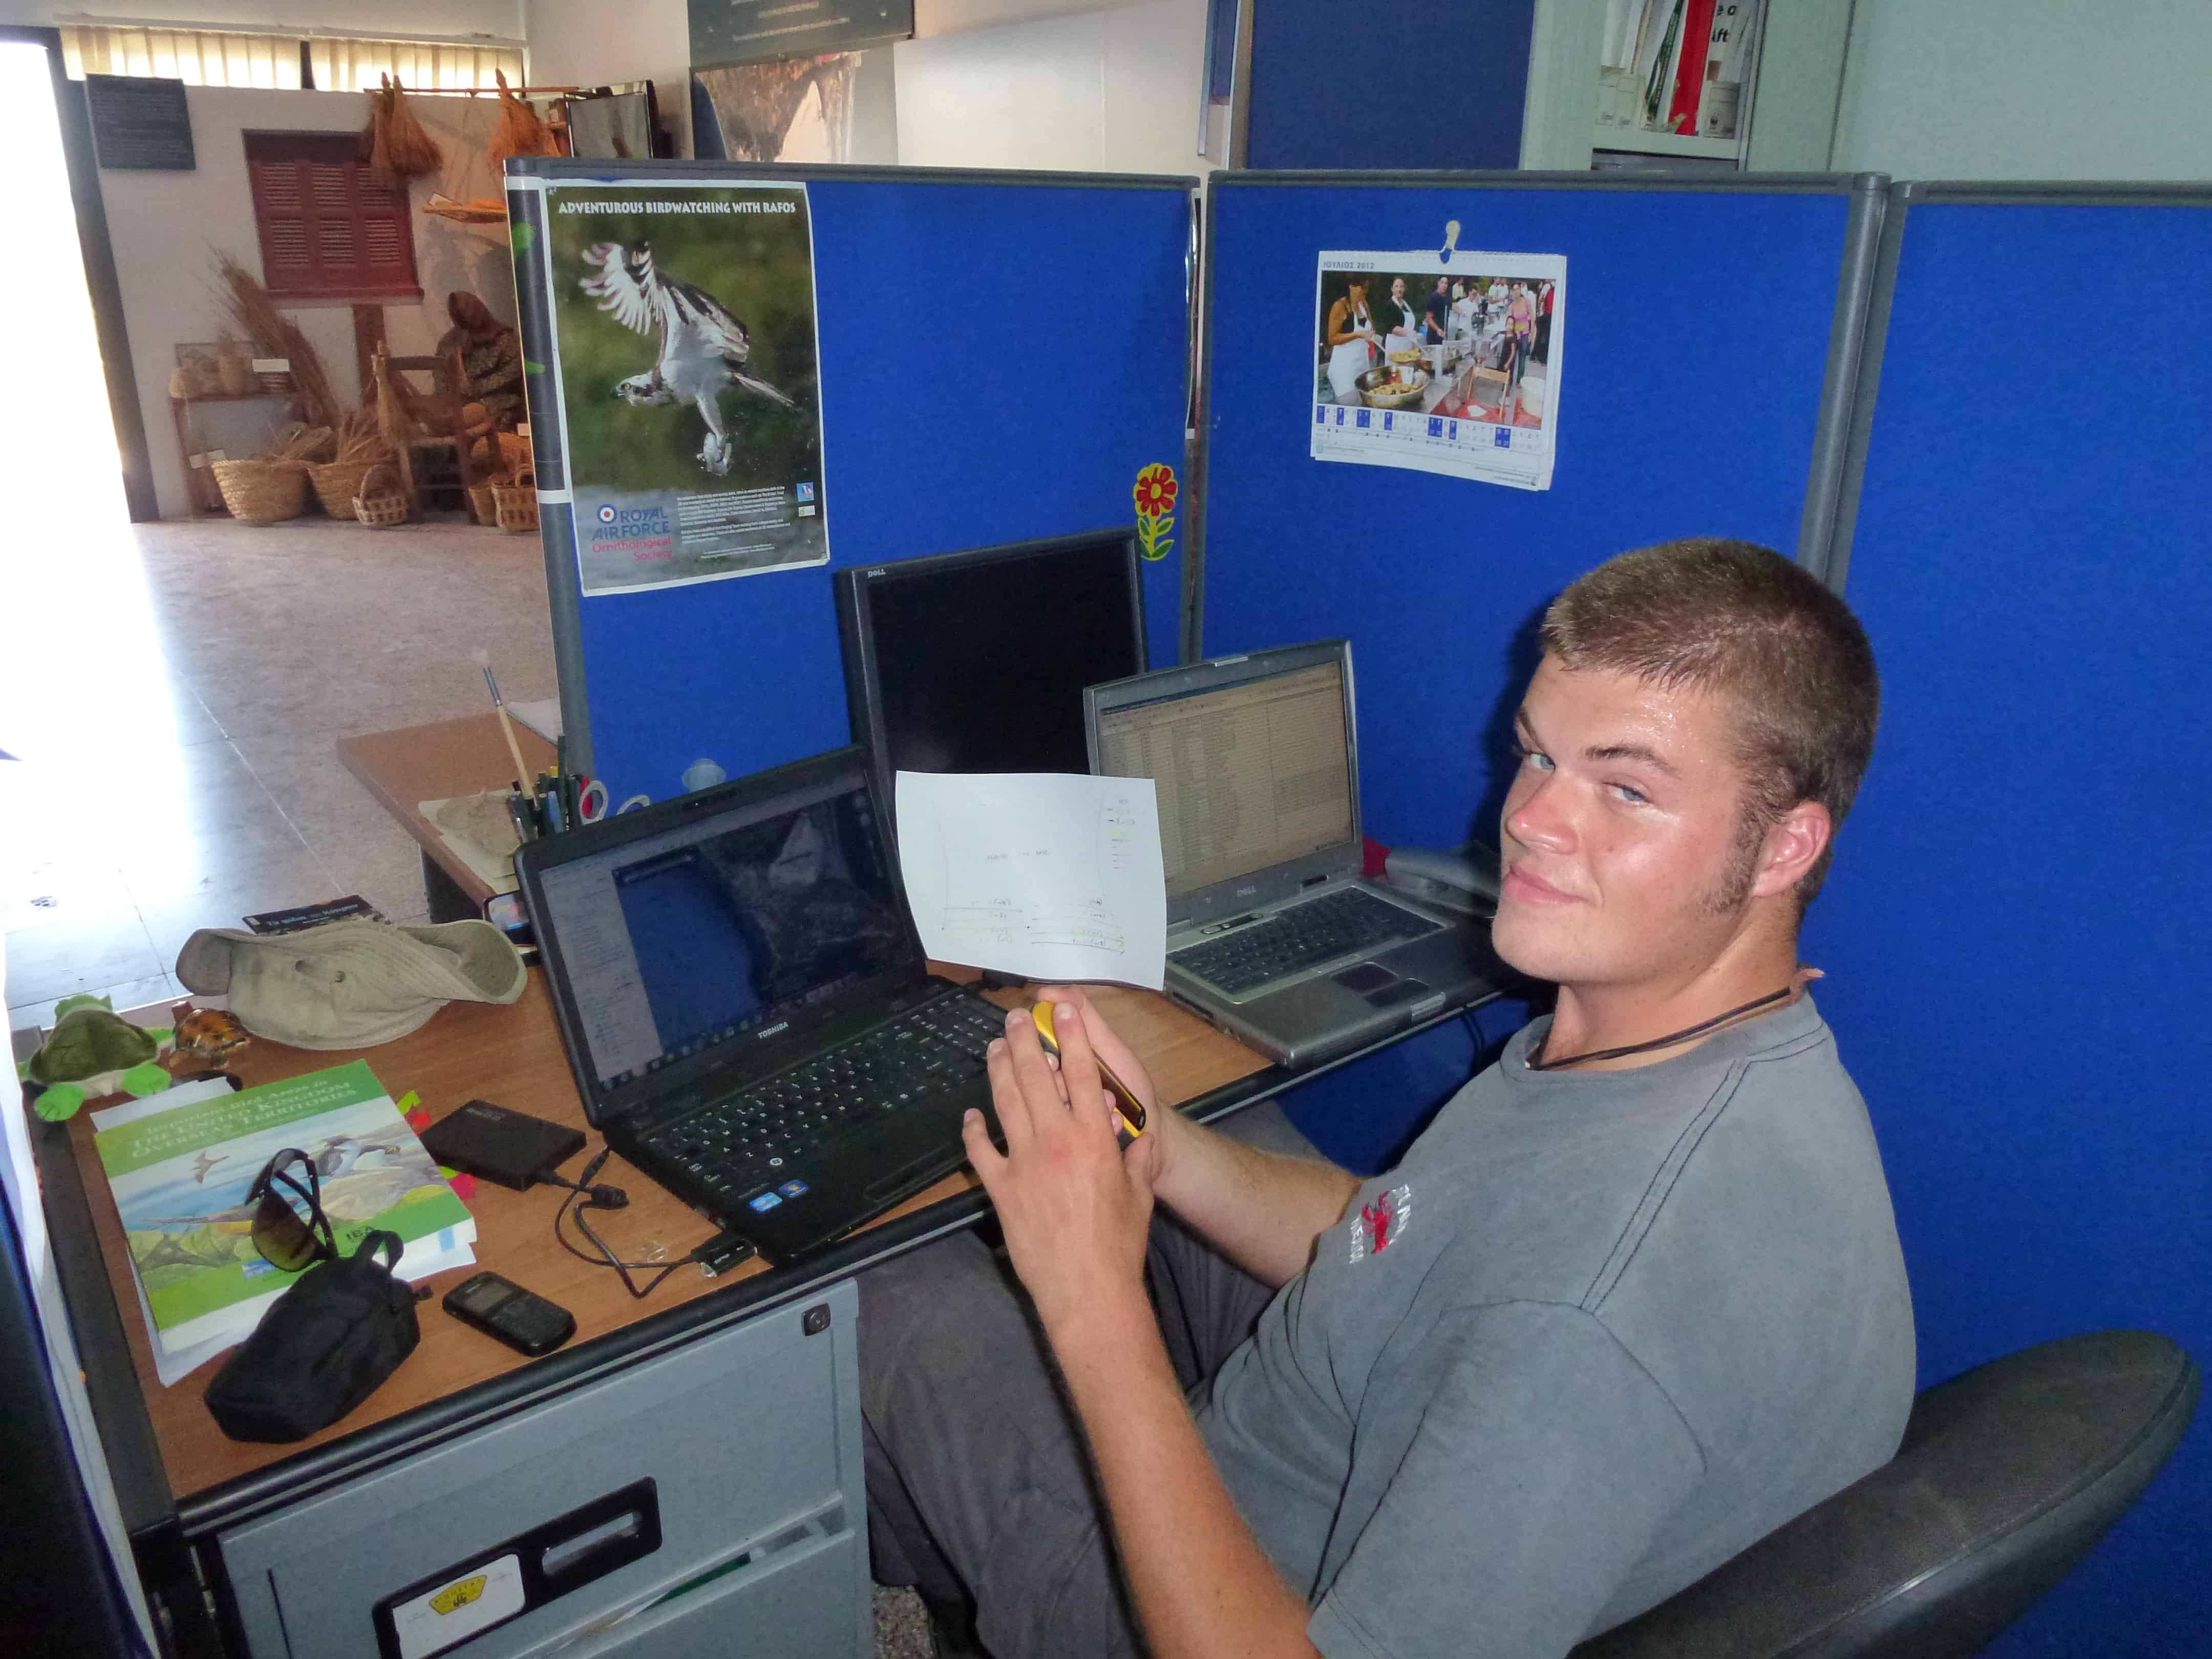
1540,538,1879,907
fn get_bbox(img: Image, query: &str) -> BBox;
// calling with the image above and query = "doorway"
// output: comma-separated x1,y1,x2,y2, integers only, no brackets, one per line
0,32,190,1028
0,29,147,519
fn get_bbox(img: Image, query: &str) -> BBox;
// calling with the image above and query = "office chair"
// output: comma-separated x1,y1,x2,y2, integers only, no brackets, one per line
1572,1329,2200,1659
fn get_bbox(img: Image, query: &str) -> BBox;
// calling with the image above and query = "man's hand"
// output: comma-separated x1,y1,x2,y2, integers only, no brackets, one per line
1013,986,1360,1290
964,992,1324,1659
1035,985,1175,1190
964,994,1156,1334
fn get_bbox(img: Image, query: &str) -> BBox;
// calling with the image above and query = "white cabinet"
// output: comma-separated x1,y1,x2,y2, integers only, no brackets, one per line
1520,0,1854,174
217,1284,870,1659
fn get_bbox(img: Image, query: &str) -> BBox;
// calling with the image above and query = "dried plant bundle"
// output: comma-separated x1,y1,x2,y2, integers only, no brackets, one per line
365,73,443,188
372,354,440,446
258,422,334,463
333,406,392,464
487,70,558,165
213,254,339,429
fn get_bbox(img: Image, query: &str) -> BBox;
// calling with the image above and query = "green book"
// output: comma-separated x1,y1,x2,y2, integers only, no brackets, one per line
95,1060,475,1356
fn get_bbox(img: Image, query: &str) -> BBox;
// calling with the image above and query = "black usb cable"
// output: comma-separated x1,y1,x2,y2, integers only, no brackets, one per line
552,1147,754,1298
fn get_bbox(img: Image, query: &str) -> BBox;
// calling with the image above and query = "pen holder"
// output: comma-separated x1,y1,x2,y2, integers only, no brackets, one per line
514,772,601,843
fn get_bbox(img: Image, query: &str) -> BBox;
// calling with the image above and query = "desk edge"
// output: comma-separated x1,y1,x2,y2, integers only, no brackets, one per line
29,1110,177,1536
168,989,1505,1537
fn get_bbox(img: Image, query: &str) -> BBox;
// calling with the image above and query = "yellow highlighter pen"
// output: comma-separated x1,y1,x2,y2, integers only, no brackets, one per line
1029,1004,1147,1148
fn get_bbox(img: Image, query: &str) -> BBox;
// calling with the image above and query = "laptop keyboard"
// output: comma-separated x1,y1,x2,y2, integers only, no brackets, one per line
640,994,1009,1205
1171,887,1439,996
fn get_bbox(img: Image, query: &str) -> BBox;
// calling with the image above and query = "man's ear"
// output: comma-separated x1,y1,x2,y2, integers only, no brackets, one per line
1751,801,1832,900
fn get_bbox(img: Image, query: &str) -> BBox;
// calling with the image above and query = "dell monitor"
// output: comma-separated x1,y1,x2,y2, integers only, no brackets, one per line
834,530,1147,820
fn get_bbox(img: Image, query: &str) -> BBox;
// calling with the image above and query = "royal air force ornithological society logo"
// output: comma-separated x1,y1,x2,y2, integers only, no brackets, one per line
599,504,618,523
1349,1183,1411,1264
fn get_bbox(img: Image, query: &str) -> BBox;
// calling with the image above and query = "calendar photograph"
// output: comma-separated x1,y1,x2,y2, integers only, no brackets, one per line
1311,247,1565,491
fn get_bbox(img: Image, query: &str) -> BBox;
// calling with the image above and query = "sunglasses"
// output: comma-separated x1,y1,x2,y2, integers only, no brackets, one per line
248,1148,339,1272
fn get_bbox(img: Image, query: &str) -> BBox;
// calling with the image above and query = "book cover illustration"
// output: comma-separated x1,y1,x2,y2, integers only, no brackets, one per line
94,1060,473,1355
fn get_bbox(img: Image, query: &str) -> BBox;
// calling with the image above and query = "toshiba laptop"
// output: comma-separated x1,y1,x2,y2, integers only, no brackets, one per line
516,748,1010,1264
1085,641,1501,1067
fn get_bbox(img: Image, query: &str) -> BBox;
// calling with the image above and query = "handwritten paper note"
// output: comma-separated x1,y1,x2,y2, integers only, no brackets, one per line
895,772,1167,989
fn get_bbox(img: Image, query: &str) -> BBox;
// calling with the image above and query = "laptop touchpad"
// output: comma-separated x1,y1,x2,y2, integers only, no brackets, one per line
1333,963,1397,995
1363,976,1432,1009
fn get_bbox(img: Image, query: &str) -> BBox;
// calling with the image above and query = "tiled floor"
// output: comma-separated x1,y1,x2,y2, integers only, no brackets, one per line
3,510,945,1653
3,514,556,1032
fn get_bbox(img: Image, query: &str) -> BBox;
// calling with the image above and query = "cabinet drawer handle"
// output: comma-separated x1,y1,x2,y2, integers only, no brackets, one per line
541,1507,646,1579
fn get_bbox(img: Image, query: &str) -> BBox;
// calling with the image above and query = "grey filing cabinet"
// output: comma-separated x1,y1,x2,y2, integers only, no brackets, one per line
218,1282,869,1658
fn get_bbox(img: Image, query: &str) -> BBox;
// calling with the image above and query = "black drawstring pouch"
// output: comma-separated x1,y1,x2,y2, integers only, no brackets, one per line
205,1229,421,1442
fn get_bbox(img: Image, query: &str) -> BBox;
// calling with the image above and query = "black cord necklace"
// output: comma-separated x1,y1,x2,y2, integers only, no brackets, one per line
1526,983,1799,1072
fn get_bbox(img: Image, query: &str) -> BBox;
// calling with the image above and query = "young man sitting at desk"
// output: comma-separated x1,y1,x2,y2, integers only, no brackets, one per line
861,539,1916,1658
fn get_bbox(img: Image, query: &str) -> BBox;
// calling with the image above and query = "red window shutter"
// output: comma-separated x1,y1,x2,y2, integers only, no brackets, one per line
244,131,421,302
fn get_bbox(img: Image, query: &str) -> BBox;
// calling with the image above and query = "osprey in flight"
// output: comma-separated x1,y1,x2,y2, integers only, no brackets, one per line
579,241,798,476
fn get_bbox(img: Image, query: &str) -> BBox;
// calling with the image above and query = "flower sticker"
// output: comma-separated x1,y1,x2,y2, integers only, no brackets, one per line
1133,462,1178,562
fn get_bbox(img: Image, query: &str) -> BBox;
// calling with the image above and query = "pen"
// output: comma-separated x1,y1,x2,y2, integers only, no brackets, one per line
506,786,536,844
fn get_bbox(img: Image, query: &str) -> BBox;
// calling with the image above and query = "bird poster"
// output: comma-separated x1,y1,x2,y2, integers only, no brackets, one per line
543,182,828,594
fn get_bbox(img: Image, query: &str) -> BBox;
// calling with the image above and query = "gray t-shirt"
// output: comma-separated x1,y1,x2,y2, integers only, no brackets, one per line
1197,994,1915,1658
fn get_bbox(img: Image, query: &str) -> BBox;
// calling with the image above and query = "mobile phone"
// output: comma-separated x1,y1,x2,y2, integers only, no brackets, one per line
443,1271,576,1357
1028,1004,1146,1147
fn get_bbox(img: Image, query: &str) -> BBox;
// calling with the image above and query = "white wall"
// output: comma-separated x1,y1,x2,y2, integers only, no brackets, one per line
521,0,692,154
100,84,518,517
894,0,1216,176
0,1,522,37
914,0,1120,33
1831,0,2212,180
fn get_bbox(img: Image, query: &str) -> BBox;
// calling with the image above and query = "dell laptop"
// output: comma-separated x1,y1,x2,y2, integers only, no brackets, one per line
1085,640,1502,1067
516,747,1011,1265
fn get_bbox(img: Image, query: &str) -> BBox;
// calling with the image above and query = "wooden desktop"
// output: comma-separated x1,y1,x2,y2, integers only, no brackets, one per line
54,974,1270,1504
35,962,1286,1654
336,712,557,921
23,713,1481,1654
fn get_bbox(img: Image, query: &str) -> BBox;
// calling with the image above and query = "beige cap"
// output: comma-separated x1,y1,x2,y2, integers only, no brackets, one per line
175,919,527,1050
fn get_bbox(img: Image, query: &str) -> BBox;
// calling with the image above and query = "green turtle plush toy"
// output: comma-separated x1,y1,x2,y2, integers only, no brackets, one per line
17,994,176,1122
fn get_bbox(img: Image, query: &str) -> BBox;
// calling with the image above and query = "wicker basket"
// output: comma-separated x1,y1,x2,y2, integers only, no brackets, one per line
210,458,308,525
492,477,539,535
308,458,381,517
353,462,410,528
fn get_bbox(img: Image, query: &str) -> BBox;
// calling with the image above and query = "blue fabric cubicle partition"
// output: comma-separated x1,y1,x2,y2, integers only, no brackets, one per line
507,162,1195,800
1195,171,1884,1168
1198,171,1882,851
1807,183,2212,1659
1244,0,1535,171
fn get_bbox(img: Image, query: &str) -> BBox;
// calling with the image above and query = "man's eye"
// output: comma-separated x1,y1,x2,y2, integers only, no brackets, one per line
1609,783,1648,805
1513,743,1554,773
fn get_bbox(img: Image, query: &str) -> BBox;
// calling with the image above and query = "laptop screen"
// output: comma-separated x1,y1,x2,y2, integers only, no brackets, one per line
1094,657,1356,897
531,773,907,1093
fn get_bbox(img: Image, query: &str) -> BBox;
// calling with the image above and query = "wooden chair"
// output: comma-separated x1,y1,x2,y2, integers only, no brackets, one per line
370,344,485,518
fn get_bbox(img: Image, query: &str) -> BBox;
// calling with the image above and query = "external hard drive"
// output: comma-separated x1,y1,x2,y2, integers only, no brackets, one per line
421,1099,586,1190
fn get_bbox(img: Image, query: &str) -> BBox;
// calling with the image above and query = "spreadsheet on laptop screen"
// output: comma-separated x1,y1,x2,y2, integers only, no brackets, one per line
1096,660,1355,897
